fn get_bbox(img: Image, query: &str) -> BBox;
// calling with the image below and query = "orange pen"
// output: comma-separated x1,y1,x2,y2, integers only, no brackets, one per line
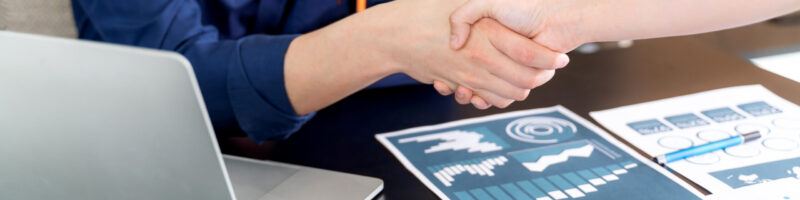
356,0,367,12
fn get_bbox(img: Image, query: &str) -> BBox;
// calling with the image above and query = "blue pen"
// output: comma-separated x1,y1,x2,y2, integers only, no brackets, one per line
653,131,761,165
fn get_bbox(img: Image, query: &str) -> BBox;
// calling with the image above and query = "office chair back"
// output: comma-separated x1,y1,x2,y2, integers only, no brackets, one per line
0,0,77,38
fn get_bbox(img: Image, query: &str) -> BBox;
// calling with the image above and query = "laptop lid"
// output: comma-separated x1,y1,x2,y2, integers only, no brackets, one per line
0,31,235,200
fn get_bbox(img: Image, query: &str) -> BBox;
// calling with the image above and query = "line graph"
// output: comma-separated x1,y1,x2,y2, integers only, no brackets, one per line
509,140,595,172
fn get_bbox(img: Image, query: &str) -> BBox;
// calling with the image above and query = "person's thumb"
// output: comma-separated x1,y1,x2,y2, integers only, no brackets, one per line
449,0,490,50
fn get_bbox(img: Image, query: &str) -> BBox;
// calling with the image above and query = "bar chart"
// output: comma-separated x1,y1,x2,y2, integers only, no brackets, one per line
427,156,509,187
452,161,639,200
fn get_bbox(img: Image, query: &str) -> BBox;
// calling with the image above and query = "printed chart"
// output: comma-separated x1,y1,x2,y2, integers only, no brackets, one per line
591,85,800,193
509,140,597,173
377,106,701,200
453,160,639,200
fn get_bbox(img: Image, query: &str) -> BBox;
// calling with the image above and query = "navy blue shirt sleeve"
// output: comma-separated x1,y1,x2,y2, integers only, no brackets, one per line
72,0,313,142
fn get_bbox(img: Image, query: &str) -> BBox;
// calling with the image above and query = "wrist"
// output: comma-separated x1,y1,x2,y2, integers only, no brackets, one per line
343,6,405,76
363,0,465,76
283,14,401,115
563,0,626,44
319,10,403,78
537,0,598,52
351,1,419,76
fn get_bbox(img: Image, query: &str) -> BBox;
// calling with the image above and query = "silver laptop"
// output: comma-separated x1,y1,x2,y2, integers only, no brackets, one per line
0,31,383,200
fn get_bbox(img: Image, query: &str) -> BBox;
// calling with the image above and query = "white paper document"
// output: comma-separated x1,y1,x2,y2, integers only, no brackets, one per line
377,106,701,200
705,178,800,200
590,85,800,194
750,51,800,84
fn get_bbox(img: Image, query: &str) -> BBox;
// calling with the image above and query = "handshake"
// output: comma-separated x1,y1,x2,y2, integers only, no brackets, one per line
368,0,589,110
287,0,797,115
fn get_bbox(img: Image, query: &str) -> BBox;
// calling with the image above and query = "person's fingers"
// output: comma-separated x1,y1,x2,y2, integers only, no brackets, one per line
434,79,471,105
460,20,560,90
432,80,454,96
531,69,557,88
486,20,570,70
478,40,552,89
449,0,490,50
473,89,515,109
455,85,489,109
454,86,494,110
454,85,473,105
470,96,491,110
461,70,530,101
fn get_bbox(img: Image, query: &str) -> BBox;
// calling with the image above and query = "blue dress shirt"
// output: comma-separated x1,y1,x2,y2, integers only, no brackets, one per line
71,0,410,142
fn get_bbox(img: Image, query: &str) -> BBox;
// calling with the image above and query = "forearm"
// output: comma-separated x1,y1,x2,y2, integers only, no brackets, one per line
284,9,400,115
577,0,800,43
286,0,550,114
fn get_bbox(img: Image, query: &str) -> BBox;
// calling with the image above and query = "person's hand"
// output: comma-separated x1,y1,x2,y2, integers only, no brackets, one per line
431,19,558,109
423,19,559,109
441,0,590,106
448,0,589,53
281,0,566,114
360,0,564,109
432,80,492,109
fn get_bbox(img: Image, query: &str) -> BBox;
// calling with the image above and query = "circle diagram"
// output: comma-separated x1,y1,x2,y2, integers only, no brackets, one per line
505,117,577,144
686,153,720,165
773,118,800,130
762,138,799,151
696,130,734,142
657,136,694,149
734,123,771,135
724,144,761,158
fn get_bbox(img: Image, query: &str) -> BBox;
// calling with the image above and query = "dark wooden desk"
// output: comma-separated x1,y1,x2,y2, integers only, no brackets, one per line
220,37,800,199
693,21,800,57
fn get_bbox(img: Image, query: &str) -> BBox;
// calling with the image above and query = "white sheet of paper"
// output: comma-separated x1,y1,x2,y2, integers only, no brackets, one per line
750,51,800,84
590,85,800,194
705,177,800,200
377,106,702,200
